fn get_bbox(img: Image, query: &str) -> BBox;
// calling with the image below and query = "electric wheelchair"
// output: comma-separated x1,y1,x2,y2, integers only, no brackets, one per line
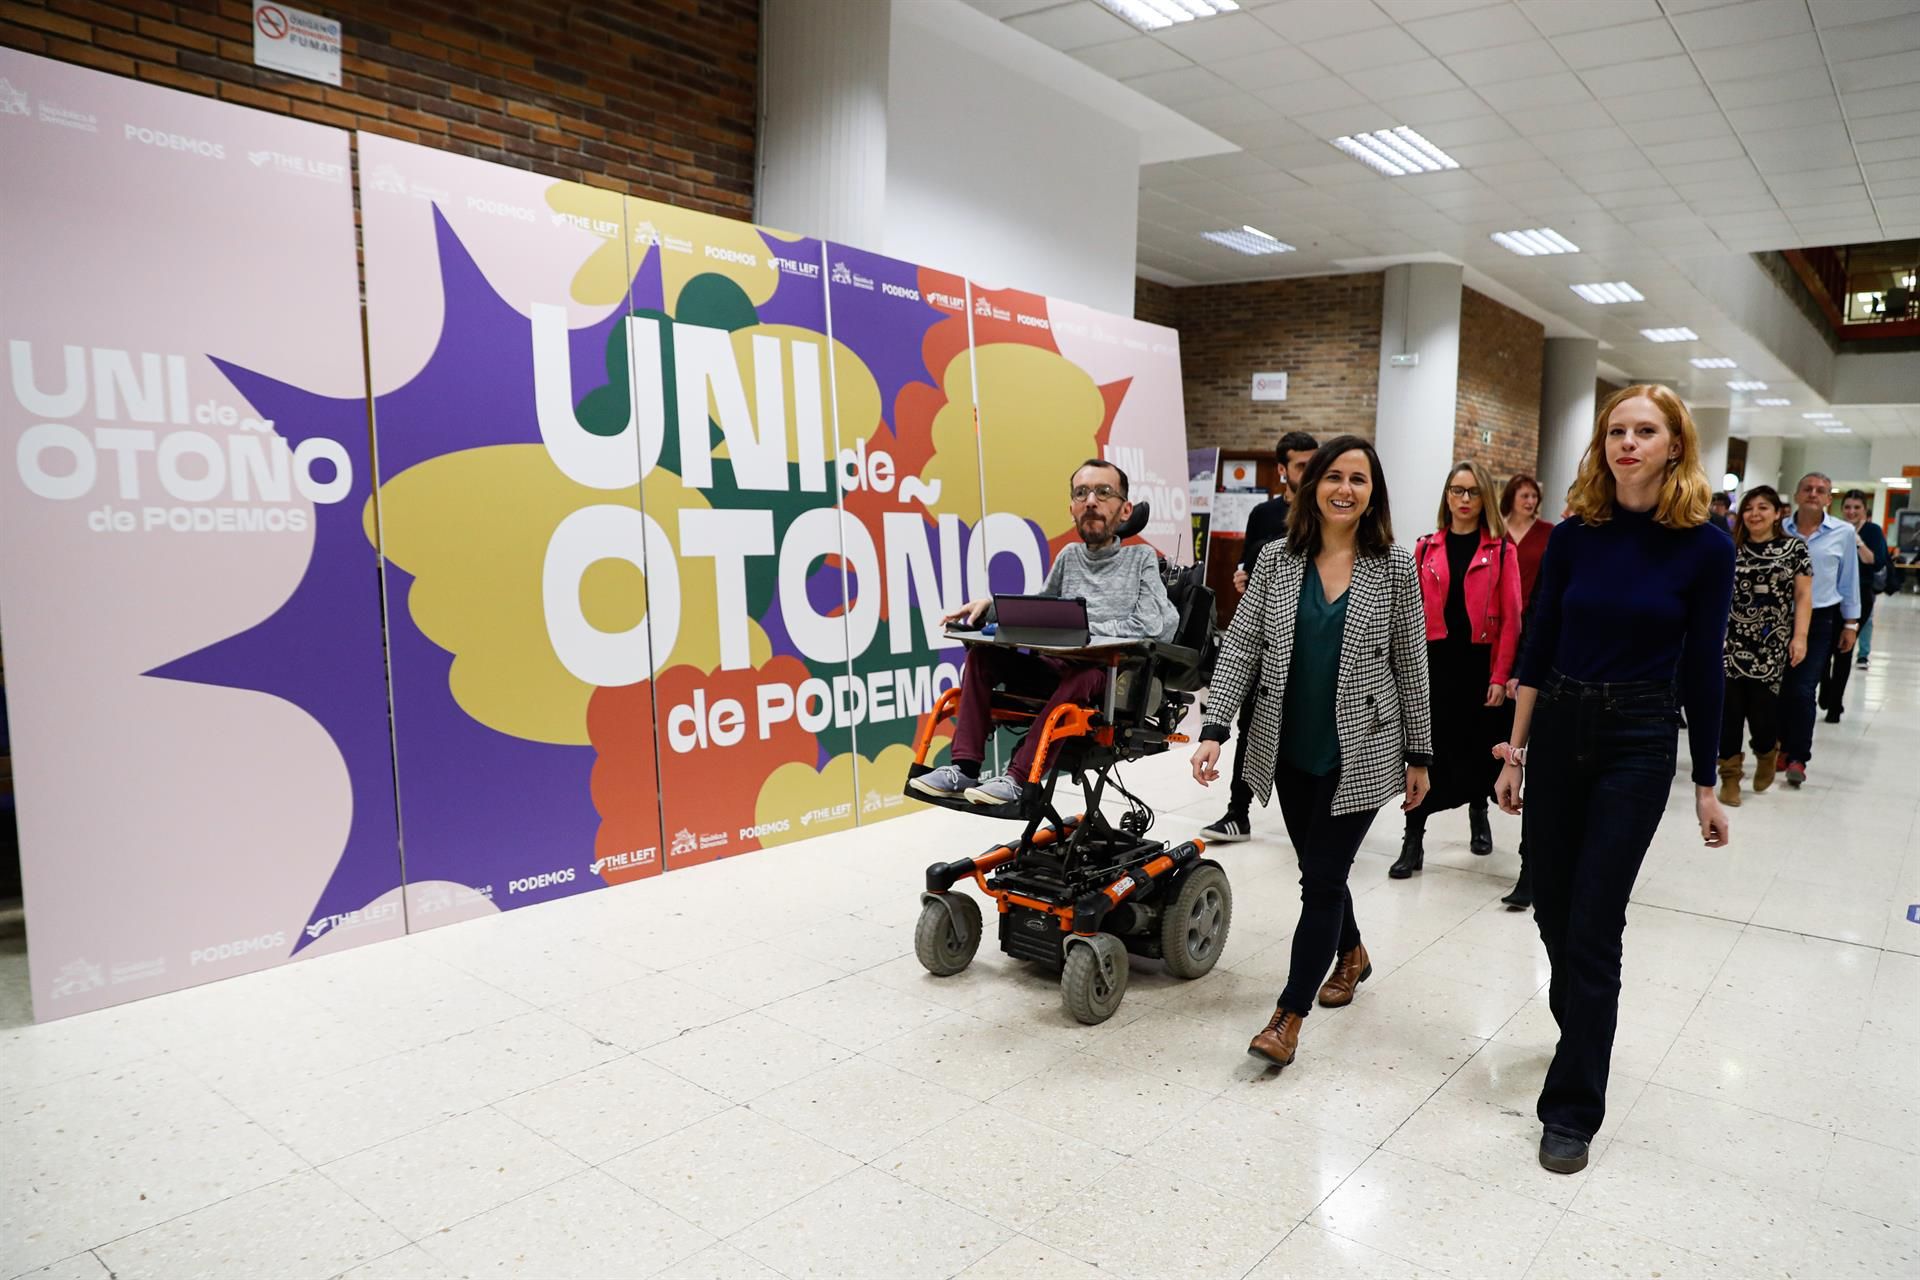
902,503,1231,1024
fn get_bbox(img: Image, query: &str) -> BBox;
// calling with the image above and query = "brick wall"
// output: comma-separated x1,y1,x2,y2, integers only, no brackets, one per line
0,0,758,218
1454,287,1543,481
1134,273,1384,452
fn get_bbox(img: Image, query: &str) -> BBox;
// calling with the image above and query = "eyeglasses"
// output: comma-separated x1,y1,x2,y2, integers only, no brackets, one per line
1071,484,1123,503
1447,486,1480,500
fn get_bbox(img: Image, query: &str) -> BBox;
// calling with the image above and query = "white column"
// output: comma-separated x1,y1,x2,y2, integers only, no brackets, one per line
757,0,890,246
1538,338,1597,518
1374,263,1462,519
1694,405,1730,495
1742,436,1783,495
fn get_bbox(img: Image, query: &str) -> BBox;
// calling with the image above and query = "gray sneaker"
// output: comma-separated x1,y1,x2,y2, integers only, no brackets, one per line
964,774,1022,805
911,763,979,798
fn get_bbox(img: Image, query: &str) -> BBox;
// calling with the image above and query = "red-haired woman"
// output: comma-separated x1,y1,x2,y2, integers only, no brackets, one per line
1494,385,1734,1176
1389,460,1521,880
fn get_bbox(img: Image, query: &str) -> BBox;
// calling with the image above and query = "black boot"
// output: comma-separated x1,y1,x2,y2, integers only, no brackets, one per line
1389,829,1424,879
1469,801,1493,855
1501,860,1531,910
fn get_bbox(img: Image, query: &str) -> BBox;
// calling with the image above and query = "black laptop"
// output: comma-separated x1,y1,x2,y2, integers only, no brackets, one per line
992,594,1091,648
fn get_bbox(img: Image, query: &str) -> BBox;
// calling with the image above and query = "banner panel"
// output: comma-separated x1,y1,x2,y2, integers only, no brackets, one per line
359,135,660,924
823,246,980,821
0,51,400,1017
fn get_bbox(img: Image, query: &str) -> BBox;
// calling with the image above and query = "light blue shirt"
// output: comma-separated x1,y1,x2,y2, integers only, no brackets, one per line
1788,512,1861,620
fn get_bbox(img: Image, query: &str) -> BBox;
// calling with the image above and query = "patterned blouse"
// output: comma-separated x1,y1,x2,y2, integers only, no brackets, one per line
1725,535,1812,688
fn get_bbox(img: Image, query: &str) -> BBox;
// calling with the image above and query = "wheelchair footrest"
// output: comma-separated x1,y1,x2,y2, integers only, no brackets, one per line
903,762,1036,821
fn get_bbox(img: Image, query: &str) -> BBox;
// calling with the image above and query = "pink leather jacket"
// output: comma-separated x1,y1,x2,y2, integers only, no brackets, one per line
1414,530,1523,685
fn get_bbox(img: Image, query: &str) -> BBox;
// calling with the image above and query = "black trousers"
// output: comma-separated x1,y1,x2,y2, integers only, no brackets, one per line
1226,692,1259,817
1523,674,1679,1141
1819,587,1872,713
1781,604,1841,762
1273,763,1378,1015
1718,677,1779,758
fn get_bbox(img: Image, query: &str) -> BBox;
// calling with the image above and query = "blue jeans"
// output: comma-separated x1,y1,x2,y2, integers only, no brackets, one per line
1779,604,1840,763
1522,674,1679,1141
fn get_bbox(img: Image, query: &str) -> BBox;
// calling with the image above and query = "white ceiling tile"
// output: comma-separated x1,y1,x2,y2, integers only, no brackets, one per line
1819,12,1920,62
1344,57,1467,99
1708,67,1835,109
1725,96,1844,135
1603,84,1720,123
1848,112,1920,144
1419,114,1521,144
1289,159,1394,185
1708,209,1795,230
1743,121,1859,167
1255,140,1350,168
1444,137,1546,165
1156,12,1291,61
1401,3,1538,54
1252,0,1396,42
965,0,1062,17
1499,99,1615,131
1071,36,1192,78
1518,0,1665,37
1831,48,1920,95
1858,135,1920,164
1376,0,1501,19
1623,112,1733,147
1475,71,1595,109
1691,33,1824,80
1503,181,1601,213
1573,166,1666,193
1121,65,1235,105
1778,184,1876,209
1375,86,1499,122
1843,82,1920,120
1668,0,1813,51
1685,192,1786,216
1253,75,1372,115
1530,124,1636,155
1669,156,1764,184
1766,166,1870,195
1550,20,1685,70
1476,157,1563,183
1301,25,1434,71
1005,3,1139,51
1810,0,1920,27
1865,157,1920,182
1207,115,1319,150
1560,146,1662,175
1591,185,1683,211
1442,39,1569,84
1223,165,1312,194
1206,45,1335,90
1181,93,1287,129
1578,53,1702,97
1293,103,1403,136
1641,135,1747,165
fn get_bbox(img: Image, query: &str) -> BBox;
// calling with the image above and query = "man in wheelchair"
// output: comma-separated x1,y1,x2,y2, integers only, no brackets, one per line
911,458,1180,806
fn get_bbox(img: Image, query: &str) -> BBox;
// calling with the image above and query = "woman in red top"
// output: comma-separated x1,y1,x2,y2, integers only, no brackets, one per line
1495,473,1554,907
1391,460,1524,878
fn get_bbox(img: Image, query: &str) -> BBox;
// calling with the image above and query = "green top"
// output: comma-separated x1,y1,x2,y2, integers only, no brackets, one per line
1279,559,1348,777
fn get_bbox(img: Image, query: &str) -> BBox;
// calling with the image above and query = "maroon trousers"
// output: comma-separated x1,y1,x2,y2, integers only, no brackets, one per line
950,646,1107,781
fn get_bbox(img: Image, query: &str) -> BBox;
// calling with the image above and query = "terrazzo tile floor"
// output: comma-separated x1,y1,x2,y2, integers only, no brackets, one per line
4,598,1918,1279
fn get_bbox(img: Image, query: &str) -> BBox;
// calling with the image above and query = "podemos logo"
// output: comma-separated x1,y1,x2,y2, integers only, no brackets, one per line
124,124,224,159
190,931,288,966
508,867,577,894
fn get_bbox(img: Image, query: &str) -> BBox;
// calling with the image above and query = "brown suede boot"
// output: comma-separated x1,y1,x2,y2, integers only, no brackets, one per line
1317,943,1373,1008
1753,748,1779,792
1248,1007,1303,1066
1717,754,1744,807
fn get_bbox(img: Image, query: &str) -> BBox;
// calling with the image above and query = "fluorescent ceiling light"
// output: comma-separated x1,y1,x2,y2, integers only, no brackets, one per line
1727,380,1768,391
1201,226,1295,255
1092,0,1238,30
1822,426,1853,434
1755,398,1790,406
1640,327,1697,342
1329,127,1459,177
1690,357,1737,368
1803,412,1837,419
1881,477,1912,487
1570,281,1643,304
1491,227,1579,256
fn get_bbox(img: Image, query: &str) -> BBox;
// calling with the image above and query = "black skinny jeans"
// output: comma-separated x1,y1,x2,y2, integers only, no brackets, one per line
1227,693,1259,818
1523,674,1679,1141
1819,586,1873,713
1719,677,1779,758
1780,604,1841,762
1273,762,1379,1015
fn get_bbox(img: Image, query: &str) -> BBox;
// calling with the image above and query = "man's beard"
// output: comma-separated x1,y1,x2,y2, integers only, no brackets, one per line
1078,514,1112,546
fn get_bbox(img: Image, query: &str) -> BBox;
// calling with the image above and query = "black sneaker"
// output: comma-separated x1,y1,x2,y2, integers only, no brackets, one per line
1539,1128,1590,1174
1200,813,1251,843
1857,656,1869,669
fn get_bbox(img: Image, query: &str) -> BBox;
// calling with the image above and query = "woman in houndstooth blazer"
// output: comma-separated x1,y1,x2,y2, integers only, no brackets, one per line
1191,436,1433,1069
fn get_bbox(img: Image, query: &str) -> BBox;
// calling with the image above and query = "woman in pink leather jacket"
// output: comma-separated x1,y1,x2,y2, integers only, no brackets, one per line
1390,459,1523,878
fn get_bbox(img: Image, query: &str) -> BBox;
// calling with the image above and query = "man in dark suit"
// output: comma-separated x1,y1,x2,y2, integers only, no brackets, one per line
1203,430,1318,842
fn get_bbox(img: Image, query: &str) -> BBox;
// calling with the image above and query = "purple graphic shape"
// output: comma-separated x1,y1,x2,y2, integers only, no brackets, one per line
824,243,947,441
145,362,401,954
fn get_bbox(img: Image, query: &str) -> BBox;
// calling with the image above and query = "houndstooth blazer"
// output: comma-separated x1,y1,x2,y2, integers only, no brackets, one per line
1203,541,1433,817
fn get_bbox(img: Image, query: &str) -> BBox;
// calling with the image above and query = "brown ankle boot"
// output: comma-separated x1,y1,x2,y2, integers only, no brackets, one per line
1317,943,1373,1008
1717,754,1744,807
1753,748,1779,792
1248,1006,1303,1066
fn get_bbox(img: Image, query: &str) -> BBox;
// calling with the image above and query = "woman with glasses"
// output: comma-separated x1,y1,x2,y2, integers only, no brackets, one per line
1189,436,1431,1068
1717,486,1811,806
1389,460,1522,880
1494,385,1734,1176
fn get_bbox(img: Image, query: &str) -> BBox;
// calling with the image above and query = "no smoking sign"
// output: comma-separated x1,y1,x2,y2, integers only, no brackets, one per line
252,1,341,87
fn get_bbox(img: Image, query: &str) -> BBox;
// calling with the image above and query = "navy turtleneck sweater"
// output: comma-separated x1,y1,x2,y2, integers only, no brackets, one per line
1516,505,1736,787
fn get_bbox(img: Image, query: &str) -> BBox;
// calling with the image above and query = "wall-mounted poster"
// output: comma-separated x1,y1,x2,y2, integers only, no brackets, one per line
0,51,400,1017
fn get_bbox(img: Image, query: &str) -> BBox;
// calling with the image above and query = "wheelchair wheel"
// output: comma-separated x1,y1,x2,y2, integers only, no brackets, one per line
915,893,982,976
1161,865,1231,980
1062,933,1129,1024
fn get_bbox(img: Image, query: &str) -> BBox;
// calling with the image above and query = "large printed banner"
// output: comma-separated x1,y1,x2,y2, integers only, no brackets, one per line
0,52,401,1017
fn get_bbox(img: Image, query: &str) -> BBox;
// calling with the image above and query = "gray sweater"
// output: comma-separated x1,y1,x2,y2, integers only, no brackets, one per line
1041,541,1180,642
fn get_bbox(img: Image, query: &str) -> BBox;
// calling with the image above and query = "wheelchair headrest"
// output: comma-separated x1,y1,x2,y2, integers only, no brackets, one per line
1114,500,1149,542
